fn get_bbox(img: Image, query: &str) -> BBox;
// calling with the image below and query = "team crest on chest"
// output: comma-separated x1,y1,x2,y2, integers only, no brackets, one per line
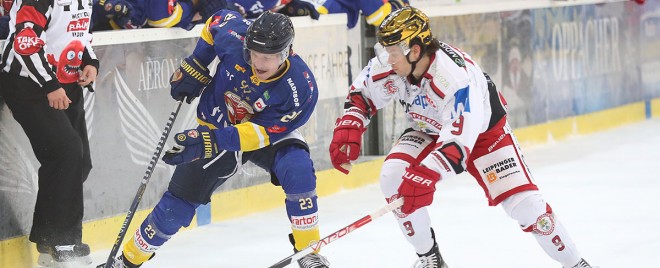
383,79,398,95
224,91,254,124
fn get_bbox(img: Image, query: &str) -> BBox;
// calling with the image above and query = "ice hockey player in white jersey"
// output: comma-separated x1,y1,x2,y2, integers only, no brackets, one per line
329,6,594,268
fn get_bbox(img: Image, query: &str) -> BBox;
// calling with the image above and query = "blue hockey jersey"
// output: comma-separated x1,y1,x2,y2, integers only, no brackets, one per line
319,0,409,28
191,10,318,152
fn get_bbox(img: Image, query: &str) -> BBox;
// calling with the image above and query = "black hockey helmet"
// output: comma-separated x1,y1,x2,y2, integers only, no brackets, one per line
244,11,295,63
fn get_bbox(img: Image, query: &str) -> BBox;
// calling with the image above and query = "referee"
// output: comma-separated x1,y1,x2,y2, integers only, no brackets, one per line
0,0,97,265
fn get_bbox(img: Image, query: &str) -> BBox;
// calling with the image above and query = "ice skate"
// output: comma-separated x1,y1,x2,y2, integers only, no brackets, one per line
288,233,330,268
412,229,448,268
568,258,596,268
108,253,144,268
37,243,92,267
297,253,330,268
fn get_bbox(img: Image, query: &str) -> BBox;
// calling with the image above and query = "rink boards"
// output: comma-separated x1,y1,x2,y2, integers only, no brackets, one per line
0,0,659,266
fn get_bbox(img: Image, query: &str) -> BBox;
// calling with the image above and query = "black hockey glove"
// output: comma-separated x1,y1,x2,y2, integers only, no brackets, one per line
169,55,212,104
162,126,220,165
279,0,320,20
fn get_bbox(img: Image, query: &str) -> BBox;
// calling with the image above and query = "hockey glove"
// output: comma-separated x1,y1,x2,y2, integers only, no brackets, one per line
329,115,366,174
162,125,220,165
398,165,441,214
94,0,134,28
279,0,320,20
170,55,212,104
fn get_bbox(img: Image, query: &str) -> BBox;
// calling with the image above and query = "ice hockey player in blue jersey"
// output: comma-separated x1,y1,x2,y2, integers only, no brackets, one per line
307,0,409,28
229,0,320,19
91,0,230,30
109,10,330,268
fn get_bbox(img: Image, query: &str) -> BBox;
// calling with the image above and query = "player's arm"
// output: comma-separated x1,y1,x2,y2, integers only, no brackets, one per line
216,74,318,151
145,0,199,28
169,10,243,103
10,0,60,92
359,0,408,27
329,59,395,173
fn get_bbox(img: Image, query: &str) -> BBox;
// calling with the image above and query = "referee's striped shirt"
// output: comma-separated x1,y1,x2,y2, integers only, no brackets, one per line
1,0,98,92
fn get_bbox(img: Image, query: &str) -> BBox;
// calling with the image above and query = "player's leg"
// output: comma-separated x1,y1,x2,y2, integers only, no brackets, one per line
62,83,93,182
500,191,588,267
117,151,239,267
267,143,329,267
380,129,447,267
1,75,89,264
467,120,589,267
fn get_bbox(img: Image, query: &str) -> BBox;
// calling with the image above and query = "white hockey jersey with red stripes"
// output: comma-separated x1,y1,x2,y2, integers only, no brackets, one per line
344,42,507,173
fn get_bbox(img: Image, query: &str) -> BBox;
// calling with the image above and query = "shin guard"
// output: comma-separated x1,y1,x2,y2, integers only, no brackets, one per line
123,191,198,265
502,192,582,267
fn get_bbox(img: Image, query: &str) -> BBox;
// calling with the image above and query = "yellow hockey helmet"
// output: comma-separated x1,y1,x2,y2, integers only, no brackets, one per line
377,6,432,48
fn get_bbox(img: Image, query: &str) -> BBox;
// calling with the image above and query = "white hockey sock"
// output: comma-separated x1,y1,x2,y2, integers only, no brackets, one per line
380,159,435,254
502,192,582,267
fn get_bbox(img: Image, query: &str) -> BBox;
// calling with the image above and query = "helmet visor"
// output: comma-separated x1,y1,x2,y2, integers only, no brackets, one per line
374,42,410,66
243,47,289,66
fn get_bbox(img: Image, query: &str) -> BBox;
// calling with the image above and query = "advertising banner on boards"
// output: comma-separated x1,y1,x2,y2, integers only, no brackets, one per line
0,17,349,239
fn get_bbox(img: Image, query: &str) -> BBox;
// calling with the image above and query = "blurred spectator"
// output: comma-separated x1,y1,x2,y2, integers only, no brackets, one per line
314,0,409,28
91,0,230,31
0,0,11,39
229,0,320,19
230,0,408,29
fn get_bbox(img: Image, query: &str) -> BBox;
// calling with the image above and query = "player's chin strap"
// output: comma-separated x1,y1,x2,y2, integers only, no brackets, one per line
406,44,426,86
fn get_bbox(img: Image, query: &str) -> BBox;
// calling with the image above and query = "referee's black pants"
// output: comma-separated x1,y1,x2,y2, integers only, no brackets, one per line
0,73,92,246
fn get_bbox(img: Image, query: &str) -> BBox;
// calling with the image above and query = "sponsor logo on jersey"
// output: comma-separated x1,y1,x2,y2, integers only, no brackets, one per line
291,213,319,230
303,71,314,92
409,112,442,130
227,29,244,41
253,98,266,112
412,95,429,109
267,125,287,133
439,42,466,68
235,64,246,73
287,77,300,107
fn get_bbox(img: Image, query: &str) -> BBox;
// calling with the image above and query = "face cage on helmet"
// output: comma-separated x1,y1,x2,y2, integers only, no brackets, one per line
374,42,411,66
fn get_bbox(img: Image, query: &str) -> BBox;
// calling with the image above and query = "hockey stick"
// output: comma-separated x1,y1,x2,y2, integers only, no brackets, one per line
268,198,404,268
98,100,184,268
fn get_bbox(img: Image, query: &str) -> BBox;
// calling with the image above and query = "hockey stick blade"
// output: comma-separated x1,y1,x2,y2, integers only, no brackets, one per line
98,101,184,268
268,198,403,268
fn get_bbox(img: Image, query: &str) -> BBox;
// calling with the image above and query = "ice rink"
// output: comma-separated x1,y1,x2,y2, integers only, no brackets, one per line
88,119,660,268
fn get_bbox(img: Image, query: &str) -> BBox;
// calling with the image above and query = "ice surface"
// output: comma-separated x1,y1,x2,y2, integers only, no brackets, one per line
87,119,660,267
